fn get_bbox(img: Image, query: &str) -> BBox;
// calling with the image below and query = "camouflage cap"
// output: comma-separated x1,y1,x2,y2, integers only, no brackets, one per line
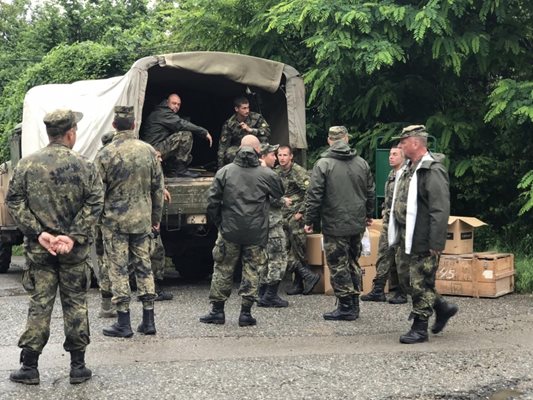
393,125,428,140
114,105,134,118
101,131,114,145
328,126,351,141
43,109,83,131
259,143,280,155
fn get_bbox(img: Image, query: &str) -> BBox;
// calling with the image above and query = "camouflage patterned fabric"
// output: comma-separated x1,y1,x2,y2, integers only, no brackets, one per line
95,228,112,296
94,129,164,311
151,131,193,165
261,208,287,284
218,112,270,167
323,234,362,297
150,233,166,281
209,232,267,306
6,142,104,354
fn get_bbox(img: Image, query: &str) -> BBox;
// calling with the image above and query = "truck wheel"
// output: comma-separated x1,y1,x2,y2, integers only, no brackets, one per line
0,242,13,273
172,250,213,281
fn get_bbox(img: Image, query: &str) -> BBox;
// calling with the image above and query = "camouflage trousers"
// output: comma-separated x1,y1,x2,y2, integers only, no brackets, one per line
19,242,91,354
285,216,307,273
150,233,166,281
221,145,240,166
152,131,193,164
209,232,267,306
102,227,156,312
395,225,442,320
374,230,401,289
323,234,362,298
95,227,112,297
260,223,287,284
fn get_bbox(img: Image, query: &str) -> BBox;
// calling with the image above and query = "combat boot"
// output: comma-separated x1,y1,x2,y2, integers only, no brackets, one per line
323,296,358,321
103,310,134,338
258,282,289,308
238,303,257,327
137,308,156,335
155,280,173,301
286,273,304,295
98,296,117,318
175,161,199,178
400,315,429,344
296,263,320,295
258,283,267,299
69,350,92,384
360,281,387,302
388,291,408,304
9,349,40,385
199,301,225,324
431,297,458,334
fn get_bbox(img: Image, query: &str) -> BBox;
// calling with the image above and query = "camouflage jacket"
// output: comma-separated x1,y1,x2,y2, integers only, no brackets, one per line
218,112,270,167
6,143,104,246
274,162,309,219
94,130,164,234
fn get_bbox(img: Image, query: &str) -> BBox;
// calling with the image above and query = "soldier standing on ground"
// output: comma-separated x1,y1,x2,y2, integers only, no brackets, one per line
140,93,213,178
257,143,289,308
304,126,375,321
200,135,284,326
275,145,320,295
361,146,408,304
389,125,458,344
217,96,270,168
95,106,164,338
7,109,104,385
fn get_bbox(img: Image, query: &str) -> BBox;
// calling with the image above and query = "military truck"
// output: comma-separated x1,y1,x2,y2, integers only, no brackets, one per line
1,52,307,279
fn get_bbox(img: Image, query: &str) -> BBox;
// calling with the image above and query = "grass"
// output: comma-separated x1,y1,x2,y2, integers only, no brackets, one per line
514,255,533,293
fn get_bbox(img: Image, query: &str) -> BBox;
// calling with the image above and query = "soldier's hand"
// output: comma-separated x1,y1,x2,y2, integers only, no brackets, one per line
304,224,313,234
205,133,213,147
38,232,58,256
366,217,373,227
259,158,267,167
54,235,75,254
163,188,171,202
283,197,292,207
294,212,303,221
239,122,252,133
153,223,160,232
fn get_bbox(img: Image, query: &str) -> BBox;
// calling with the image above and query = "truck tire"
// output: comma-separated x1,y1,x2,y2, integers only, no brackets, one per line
172,249,213,281
0,242,13,273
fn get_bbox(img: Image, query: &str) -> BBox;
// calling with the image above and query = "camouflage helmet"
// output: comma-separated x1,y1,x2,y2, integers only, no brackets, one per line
259,143,280,155
43,109,83,134
393,125,428,140
328,126,351,141
114,105,134,119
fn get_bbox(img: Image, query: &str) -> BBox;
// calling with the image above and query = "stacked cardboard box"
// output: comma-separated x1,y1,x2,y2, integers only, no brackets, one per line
0,164,14,226
436,217,515,298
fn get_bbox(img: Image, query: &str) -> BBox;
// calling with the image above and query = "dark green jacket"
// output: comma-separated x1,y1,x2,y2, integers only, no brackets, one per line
411,153,450,253
207,147,284,246
305,141,375,237
140,100,208,146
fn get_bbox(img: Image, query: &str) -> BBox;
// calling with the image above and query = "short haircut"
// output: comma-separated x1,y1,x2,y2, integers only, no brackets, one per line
234,96,249,108
277,145,293,155
114,115,134,131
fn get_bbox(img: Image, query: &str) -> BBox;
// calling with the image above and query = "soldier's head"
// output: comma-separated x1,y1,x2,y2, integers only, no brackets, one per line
240,134,261,153
259,143,279,168
234,96,250,119
389,146,405,170
167,94,181,113
277,145,294,170
327,126,351,146
112,105,135,131
395,125,428,162
43,109,82,149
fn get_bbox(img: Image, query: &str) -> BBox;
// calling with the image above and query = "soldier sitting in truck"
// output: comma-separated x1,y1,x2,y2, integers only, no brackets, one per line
140,93,213,178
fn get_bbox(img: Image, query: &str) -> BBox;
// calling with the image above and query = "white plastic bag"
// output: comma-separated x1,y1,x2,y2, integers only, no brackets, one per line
361,228,371,256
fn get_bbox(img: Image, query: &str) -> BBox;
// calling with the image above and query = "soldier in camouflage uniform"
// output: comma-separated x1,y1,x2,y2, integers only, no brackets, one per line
389,125,458,344
140,93,213,178
217,96,270,168
96,132,117,318
200,135,284,326
257,143,289,308
275,145,320,295
7,109,104,385
95,106,164,338
305,126,375,321
361,146,408,304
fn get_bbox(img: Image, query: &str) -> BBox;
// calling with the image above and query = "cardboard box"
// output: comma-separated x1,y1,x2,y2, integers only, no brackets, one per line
306,234,324,266
310,252,333,295
361,265,389,294
444,216,487,255
0,166,14,226
436,253,514,298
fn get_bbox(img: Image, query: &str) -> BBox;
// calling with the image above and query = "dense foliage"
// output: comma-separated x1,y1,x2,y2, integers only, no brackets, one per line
1,0,533,260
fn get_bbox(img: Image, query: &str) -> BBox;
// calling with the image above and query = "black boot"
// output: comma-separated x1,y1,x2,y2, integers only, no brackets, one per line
175,161,199,178
323,296,358,321
431,297,458,334
352,294,360,319
286,272,304,295
155,280,173,301
137,308,156,335
9,349,40,385
360,280,387,302
238,303,257,327
258,283,267,299
103,310,134,338
69,350,92,384
258,282,289,308
388,290,408,304
296,263,320,295
400,316,429,344
199,301,225,324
